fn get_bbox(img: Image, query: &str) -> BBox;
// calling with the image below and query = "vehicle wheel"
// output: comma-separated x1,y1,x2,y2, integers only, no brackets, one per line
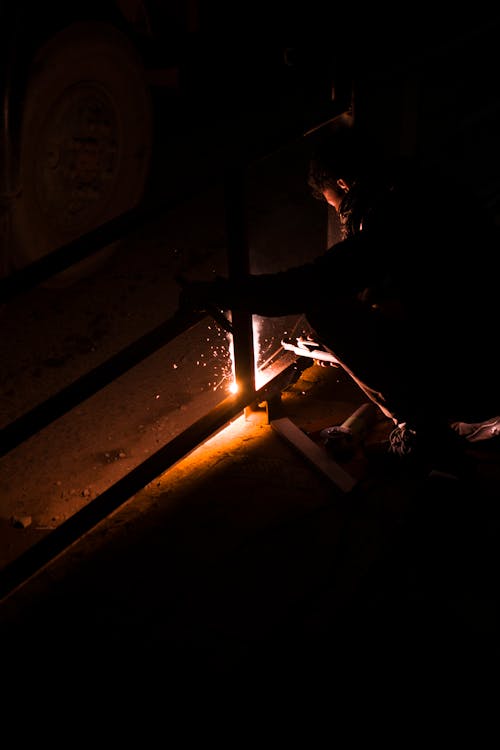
9,21,153,286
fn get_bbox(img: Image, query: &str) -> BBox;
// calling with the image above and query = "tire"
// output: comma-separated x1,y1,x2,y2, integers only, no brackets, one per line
9,21,153,286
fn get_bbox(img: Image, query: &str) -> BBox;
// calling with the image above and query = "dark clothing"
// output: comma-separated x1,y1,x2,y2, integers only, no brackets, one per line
195,162,500,431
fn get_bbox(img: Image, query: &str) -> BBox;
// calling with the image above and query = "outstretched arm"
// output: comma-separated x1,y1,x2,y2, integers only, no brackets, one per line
178,232,378,318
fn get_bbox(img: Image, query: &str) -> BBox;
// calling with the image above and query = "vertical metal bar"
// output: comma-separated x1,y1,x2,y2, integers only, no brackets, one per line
223,165,255,394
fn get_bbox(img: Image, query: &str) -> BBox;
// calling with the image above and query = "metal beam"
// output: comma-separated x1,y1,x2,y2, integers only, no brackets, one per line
0,359,303,602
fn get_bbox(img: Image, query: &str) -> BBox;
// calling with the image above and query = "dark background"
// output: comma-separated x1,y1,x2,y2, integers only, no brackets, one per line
2,1,500,576
2,3,500,557
2,6,500,705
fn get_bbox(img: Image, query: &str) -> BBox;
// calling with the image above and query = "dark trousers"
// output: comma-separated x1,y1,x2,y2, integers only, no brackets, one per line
307,296,499,431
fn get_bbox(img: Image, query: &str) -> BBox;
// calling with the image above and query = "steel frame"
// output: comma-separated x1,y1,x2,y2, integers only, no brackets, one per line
0,108,347,600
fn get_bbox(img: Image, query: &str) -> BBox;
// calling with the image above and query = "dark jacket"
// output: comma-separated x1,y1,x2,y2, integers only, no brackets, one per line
198,162,500,424
209,163,491,323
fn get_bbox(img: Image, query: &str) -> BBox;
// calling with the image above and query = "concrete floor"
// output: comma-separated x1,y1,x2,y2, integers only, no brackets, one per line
2,361,500,702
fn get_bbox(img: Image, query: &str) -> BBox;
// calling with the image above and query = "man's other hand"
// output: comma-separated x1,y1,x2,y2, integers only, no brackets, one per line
177,276,231,315
178,281,212,313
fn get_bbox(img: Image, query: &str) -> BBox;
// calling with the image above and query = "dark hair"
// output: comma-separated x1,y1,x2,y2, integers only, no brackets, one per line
307,120,371,200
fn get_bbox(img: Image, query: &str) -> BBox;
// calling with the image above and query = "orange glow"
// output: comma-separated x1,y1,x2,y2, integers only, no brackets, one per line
225,316,275,393
226,315,298,393
226,315,302,394
253,317,267,390
228,326,237,392
226,316,264,393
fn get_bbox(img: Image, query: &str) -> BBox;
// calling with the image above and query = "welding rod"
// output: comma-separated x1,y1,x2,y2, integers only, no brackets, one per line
281,339,340,364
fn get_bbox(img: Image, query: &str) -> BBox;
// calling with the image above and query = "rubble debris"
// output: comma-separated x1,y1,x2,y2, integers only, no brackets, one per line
10,515,32,529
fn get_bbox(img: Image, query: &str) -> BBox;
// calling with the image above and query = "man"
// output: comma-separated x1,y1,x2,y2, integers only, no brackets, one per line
179,118,500,478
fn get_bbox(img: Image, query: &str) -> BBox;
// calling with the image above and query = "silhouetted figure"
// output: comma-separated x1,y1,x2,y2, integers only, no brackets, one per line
180,118,500,478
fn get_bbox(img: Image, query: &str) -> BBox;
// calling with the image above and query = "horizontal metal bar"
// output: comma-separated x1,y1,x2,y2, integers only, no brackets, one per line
0,358,304,602
0,308,207,458
0,194,190,302
0,102,348,302
0,100,350,600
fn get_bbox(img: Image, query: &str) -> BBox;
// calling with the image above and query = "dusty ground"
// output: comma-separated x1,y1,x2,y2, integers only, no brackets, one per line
2,357,500,709
0,135,327,569
3,58,500,709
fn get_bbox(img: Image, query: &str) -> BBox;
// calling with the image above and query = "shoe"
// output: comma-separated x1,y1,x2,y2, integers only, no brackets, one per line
382,422,474,481
388,423,418,457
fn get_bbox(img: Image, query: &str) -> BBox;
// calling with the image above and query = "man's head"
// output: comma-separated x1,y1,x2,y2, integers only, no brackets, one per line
307,119,370,209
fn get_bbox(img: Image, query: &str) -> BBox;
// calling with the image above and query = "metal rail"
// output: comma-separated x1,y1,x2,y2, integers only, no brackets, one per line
0,359,310,601
0,101,348,601
0,185,217,303
0,172,302,600
0,308,207,458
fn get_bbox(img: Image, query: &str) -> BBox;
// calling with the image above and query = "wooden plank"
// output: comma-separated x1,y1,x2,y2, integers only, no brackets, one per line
270,417,357,493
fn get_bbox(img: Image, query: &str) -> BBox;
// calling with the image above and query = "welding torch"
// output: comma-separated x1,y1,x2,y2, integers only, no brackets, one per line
281,337,340,365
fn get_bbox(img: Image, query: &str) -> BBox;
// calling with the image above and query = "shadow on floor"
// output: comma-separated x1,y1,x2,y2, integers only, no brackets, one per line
1,364,499,695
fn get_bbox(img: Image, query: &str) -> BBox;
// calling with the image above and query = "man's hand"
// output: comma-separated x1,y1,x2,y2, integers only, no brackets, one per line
177,276,234,333
177,279,220,313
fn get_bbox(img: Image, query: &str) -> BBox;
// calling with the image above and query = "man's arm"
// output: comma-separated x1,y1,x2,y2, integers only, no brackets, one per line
178,232,377,317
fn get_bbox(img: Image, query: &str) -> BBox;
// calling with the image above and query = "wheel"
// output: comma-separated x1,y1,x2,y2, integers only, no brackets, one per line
9,21,153,285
